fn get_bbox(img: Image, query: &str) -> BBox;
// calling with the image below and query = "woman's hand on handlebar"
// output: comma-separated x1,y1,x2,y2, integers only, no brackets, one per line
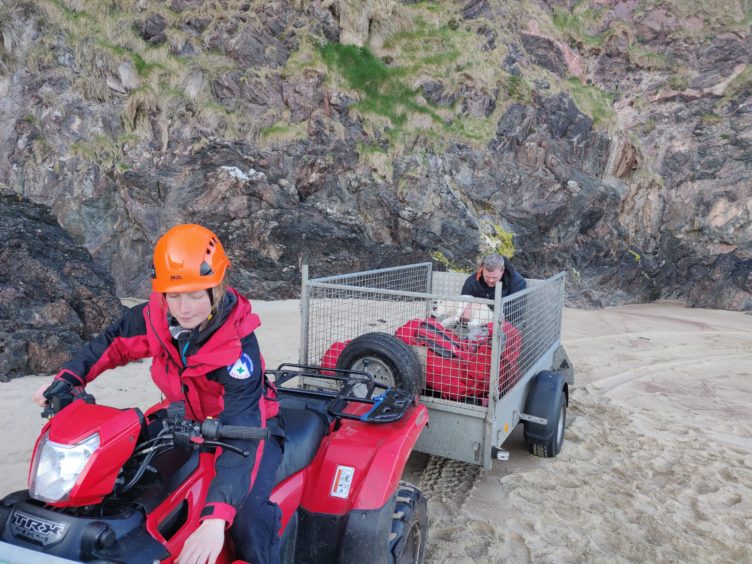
32,381,53,407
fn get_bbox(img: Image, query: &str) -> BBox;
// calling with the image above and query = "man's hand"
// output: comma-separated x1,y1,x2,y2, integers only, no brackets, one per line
176,518,226,564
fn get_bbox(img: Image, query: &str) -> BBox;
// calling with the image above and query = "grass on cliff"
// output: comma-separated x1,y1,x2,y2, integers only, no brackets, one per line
319,43,441,128
565,78,615,126
719,64,752,107
311,5,514,164
552,3,611,50
33,0,265,161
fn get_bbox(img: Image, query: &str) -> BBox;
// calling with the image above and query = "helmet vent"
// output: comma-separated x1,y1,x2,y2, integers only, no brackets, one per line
199,261,214,276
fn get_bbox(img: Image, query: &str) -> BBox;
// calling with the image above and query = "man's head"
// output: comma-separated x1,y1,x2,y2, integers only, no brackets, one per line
477,254,505,287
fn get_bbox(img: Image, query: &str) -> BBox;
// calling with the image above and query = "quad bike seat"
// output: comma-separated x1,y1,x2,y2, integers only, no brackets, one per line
274,406,329,485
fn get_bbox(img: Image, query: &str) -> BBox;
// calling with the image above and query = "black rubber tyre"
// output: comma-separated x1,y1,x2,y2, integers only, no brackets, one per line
525,392,566,458
388,482,428,564
335,332,423,395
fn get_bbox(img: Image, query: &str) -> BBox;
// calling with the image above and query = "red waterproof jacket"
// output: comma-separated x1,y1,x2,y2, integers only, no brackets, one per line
54,288,279,525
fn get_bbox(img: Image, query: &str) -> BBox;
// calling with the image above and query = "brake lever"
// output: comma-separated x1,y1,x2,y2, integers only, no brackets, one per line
200,440,250,457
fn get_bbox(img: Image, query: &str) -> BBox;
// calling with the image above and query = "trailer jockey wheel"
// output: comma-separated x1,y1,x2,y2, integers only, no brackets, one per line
335,332,423,396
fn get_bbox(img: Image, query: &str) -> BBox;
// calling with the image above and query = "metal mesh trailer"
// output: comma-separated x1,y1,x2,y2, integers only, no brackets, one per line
300,263,573,469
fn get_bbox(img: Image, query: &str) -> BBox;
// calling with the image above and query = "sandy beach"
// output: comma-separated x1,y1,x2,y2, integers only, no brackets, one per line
1,300,750,563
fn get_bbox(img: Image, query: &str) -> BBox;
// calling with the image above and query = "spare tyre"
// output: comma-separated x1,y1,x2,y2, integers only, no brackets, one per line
335,332,423,395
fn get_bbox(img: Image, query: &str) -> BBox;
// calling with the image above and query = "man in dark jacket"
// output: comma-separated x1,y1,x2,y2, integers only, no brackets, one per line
461,253,526,326
461,253,526,302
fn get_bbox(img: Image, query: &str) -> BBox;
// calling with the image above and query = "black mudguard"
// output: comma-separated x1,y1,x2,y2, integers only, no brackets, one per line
290,491,395,564
523,370,567,444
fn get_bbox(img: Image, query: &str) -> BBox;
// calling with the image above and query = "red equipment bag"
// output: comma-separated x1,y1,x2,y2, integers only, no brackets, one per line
396,318,522,401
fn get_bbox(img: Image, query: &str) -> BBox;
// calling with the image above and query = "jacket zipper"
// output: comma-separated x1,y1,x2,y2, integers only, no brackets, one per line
146,306,200,419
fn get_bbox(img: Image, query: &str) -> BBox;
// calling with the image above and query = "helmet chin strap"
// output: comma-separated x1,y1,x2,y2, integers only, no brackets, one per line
206,288,215,321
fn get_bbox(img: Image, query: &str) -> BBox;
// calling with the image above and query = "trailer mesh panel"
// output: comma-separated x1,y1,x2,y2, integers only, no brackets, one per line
302,263,564,404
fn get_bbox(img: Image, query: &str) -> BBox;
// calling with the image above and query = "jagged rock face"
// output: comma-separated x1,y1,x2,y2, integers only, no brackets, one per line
0,0,750,314
0,192,125,380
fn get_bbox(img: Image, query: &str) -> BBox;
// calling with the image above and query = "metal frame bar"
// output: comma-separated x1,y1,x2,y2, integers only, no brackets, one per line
311,262,433,283
299,265,310,365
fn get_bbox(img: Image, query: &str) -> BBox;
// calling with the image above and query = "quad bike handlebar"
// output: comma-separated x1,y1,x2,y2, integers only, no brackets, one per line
40,381,270,443
41,380,95,418
37,383,272,496
197,418,271,442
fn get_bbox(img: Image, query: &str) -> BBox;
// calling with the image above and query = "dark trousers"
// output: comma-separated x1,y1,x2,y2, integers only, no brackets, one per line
230,438,283,564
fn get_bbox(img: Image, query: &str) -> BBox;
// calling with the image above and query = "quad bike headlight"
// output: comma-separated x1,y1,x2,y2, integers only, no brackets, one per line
29,432,100,502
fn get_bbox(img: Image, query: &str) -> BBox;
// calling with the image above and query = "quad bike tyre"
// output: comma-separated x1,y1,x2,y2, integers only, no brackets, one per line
523,370,567,458
388,482,428,564
336,332,423,395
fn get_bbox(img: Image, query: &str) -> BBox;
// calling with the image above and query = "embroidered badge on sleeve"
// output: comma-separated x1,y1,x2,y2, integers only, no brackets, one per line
227,353,254,380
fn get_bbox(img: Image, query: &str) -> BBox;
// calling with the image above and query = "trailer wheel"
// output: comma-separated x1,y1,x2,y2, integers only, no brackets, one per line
336,332,422,395
388,482,428,564
523,370,567,458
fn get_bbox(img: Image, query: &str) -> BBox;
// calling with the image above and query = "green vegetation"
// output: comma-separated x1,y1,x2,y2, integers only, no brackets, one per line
45,0,94,23
259,122,308,146
481,224,516,258
32,0,264,163
720,64,752,106
701,113,723,124
431,251,468,273
308,5,512,158
552,4,609,49
636,119,656,135
71,133,135,169
382,19,466,67
320,43,441,128
570,267,582,286
506,75,532,104
566,78,615,126
627,45,669,70
667,74,689,91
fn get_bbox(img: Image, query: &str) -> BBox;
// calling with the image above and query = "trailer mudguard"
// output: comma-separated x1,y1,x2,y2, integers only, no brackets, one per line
523,370,567,444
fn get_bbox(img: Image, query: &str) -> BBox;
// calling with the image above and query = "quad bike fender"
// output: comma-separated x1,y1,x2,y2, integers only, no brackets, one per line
299,403,428,515
351,402,427,509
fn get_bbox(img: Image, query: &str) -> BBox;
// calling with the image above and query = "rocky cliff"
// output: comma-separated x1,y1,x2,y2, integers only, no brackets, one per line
0,189,124,379
0,0,750,312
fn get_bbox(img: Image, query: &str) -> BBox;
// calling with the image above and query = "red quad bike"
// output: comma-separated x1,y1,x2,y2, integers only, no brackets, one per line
0,363,428,564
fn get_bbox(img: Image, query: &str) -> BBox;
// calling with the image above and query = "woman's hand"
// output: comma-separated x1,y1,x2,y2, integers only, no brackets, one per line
176,518,226,564
32,381,53,407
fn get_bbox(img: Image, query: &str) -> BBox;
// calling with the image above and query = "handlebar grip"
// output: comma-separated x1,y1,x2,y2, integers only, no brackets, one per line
218,426,271,441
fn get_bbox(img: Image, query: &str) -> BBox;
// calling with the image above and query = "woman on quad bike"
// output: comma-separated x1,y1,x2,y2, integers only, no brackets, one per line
32,223,283,564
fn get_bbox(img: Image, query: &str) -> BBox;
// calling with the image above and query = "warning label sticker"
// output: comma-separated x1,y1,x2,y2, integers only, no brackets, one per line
330,465,355,499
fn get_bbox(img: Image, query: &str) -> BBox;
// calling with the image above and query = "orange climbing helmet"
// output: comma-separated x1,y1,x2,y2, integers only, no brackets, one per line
151,224,230,293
